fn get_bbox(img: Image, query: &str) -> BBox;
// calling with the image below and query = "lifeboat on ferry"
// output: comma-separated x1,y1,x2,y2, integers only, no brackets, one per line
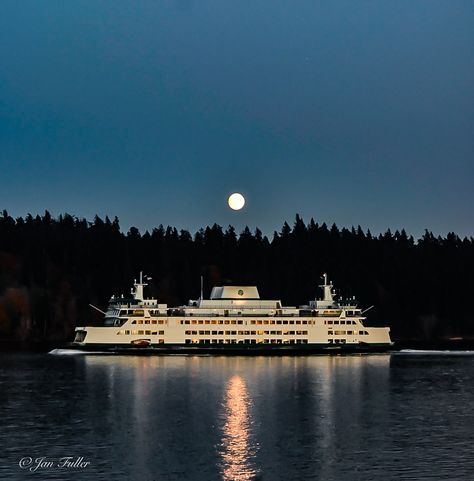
130,338,151,347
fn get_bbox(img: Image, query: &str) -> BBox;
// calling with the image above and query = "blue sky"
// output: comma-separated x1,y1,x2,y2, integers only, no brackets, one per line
1,0,473,236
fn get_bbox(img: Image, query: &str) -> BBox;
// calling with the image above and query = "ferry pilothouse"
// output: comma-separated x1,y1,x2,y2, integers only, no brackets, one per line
71,273,392,353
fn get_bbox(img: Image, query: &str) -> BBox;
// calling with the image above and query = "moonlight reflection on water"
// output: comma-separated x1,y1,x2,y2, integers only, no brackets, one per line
219,375,259,481
3,354,474,481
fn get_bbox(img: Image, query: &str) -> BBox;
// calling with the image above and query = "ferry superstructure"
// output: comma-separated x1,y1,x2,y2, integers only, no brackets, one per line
72,273,392,353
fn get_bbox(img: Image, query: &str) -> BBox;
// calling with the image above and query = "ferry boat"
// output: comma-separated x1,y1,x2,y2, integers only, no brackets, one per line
71,273,393,354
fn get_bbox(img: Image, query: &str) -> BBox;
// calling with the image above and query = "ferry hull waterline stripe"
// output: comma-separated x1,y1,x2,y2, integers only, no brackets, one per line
67,273,393,355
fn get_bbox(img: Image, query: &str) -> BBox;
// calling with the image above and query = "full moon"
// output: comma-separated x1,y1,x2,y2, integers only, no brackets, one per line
228,192,245,211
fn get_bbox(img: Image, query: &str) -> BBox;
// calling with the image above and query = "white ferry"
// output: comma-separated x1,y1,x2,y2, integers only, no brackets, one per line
71,273,392,354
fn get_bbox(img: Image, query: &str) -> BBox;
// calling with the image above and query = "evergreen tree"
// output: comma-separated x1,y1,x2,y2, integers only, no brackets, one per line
0,211,473,345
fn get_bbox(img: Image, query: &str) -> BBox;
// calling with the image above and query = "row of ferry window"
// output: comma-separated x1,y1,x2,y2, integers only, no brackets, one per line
124,319,354,326
119,310,163,317
180,320,312,325
185,339,309,345
328,330,369,336
117,330,165,335
324,320,357,325
185,330,309,336
131,320,166,325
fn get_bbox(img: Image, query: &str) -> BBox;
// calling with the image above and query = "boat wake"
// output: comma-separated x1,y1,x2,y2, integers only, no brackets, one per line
397,349,474,356
48,349,108,356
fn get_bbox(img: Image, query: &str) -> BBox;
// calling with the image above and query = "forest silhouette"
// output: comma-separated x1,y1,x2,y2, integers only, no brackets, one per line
0,210,473,347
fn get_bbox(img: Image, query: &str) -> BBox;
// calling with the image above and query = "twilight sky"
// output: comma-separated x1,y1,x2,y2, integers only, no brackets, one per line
1,0,473,237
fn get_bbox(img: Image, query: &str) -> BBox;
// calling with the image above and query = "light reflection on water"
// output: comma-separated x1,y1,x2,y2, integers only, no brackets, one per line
219,375,259,481
2,353,474,481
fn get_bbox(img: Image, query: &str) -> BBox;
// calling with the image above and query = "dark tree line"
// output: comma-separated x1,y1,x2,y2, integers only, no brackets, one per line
0,209,473,345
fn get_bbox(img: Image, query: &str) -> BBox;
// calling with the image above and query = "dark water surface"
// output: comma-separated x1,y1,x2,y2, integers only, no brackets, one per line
1,352,474,481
